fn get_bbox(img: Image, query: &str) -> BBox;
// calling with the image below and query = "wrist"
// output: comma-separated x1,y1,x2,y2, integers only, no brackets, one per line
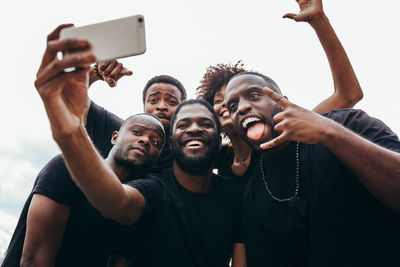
89,64,103,86
53,124,87,149
308,11,329,29
318,118,346,147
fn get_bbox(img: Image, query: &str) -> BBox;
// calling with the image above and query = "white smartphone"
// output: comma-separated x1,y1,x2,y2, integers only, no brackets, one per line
60,15,146,62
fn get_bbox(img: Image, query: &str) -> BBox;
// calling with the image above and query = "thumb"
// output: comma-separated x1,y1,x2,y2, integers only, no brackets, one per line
283,13,297,20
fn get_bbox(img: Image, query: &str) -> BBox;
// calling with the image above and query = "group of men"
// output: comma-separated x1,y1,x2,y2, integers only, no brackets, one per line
2,0,400,266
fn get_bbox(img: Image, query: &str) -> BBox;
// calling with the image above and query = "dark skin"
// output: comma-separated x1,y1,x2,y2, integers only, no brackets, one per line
23,24,166,267
226,73,400,211
171,104,219,193
144,83,182,130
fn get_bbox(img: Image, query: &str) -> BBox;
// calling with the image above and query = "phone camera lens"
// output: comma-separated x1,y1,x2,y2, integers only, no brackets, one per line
138,17,143,23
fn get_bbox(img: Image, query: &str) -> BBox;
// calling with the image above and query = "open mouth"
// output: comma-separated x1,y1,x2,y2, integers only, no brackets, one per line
241,116,266,141
185,140,205,148
220,110,230,118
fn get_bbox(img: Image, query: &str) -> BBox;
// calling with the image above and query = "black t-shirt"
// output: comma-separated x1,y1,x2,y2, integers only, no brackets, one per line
216,144,260,185
1,155,131,267
243,109,400,267
121,168,243,267
1,102,124,267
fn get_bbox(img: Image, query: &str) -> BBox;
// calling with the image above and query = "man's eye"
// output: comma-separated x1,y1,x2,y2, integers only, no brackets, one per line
151,139,159,146
249,93,259,100
177,123,187,129
168,100,178,106
132,130,141,136
229,103,238,112
202,122,213,128
149,98,158,104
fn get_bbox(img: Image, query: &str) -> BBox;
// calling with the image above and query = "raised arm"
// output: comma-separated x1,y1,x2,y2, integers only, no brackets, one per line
260,88,400,211
284,0,363,113
34,25,144,225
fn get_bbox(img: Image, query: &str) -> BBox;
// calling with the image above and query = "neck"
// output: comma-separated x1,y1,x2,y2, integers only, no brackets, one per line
262,141,291,160
228,131,252,161
105,157,130,183
172,162,213,194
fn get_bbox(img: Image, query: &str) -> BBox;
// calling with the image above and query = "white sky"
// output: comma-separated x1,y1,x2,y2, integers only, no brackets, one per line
0,0,399,236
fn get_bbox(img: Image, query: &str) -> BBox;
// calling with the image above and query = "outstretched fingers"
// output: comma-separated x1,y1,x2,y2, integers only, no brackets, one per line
35,51,95,87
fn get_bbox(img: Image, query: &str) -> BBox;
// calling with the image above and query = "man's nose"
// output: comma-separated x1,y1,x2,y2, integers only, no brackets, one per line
238,100,251,116
186,122,203,134
156,100,168,111
138,135,150,147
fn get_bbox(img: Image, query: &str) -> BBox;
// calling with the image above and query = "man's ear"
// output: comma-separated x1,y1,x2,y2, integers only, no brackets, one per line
111,131,119,145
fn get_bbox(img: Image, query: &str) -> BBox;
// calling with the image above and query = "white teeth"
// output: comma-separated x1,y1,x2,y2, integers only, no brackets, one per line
222,111,229,117
186,140,203,147
242,117,261,129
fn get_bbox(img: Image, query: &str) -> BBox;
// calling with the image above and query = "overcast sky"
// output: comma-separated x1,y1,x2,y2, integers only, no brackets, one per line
0,0,399,232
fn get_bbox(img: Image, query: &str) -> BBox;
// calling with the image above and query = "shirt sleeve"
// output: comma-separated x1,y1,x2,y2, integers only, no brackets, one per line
86,100,124,157
33,154,83,206
126,177,163,219
326,109,400,152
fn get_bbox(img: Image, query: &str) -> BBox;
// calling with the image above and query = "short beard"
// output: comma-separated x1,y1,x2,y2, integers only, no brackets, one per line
112,147,148,180
172,138,220,176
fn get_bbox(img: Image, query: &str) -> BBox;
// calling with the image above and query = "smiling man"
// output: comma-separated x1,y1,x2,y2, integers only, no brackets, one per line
225,72,400,267
31,25,245,267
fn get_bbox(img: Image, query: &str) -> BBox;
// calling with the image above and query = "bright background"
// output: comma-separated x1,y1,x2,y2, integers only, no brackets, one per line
1,0,399,257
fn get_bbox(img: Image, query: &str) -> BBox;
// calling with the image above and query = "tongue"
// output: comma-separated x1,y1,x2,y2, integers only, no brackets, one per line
247,122,266,141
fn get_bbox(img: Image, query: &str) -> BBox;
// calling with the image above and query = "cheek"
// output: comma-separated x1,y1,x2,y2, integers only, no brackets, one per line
166,105,177,115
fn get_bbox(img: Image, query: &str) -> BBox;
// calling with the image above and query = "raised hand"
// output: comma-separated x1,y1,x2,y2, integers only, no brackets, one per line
259,87,332,150
89,60,133,87
34,24,96,138
283,0,323,22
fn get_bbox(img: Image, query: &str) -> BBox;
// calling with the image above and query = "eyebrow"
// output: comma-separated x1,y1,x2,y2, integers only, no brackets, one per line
147,92,160,98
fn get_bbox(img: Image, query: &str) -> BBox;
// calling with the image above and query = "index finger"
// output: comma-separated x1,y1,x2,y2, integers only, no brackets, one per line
47,24,74,42
263,87,289,109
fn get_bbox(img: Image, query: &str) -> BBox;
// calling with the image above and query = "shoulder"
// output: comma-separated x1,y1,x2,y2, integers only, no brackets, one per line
34,154,82,206
126,173,166,195
323,109,400,151
88,101,123,124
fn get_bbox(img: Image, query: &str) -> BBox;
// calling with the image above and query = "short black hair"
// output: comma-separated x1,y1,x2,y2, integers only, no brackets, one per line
196,61,248,105
170,99,221,136
142,75,187,103
230,72,282,95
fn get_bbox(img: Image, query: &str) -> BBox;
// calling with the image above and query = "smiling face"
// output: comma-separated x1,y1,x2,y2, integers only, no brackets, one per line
171,103,220,175
144,83,182,130
111,115,166,170
213,84,235,133
225,74,282,150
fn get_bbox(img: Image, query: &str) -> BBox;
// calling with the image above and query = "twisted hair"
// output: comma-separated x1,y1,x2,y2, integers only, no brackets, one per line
196,61,248,105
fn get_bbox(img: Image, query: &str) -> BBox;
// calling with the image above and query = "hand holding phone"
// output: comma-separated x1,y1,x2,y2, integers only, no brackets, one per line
60,15,146,62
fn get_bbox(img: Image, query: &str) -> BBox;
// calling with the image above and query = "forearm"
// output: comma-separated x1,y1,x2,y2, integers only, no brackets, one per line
54,127,130,219
310,13,362,113
321,122,400,211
